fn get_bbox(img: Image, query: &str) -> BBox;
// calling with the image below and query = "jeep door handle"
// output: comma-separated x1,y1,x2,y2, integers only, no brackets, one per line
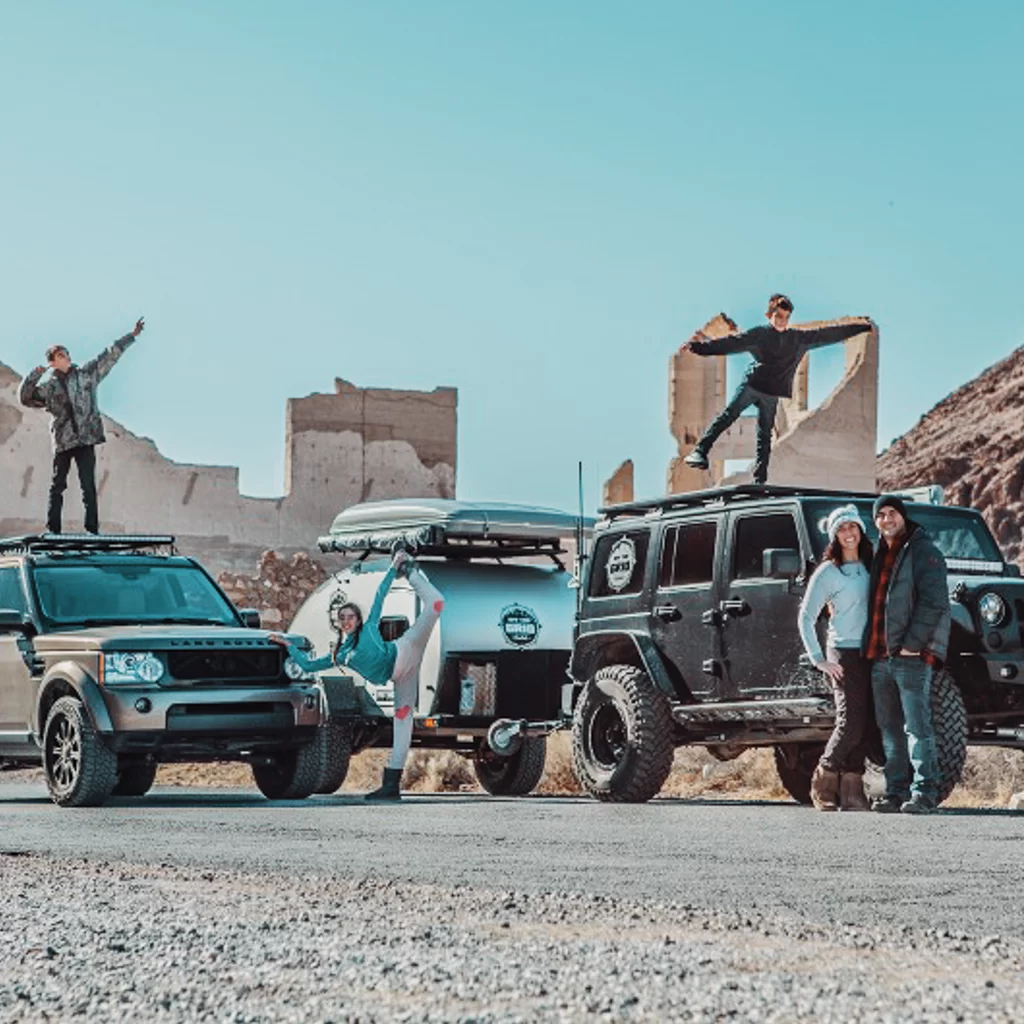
653,605,682,623
719,599,750,617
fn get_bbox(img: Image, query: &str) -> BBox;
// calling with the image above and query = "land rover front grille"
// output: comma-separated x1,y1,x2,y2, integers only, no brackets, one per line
167,648,282,682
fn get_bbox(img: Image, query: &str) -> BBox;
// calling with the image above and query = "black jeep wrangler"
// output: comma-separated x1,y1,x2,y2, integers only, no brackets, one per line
569,485,1024,804
0,534,324,807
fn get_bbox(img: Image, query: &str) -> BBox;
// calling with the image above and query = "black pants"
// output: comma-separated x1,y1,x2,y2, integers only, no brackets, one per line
695,382,779,484
820,648,875,773
48,445,98,534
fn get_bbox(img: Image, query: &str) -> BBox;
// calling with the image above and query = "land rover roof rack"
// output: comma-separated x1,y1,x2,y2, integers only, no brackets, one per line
599,483,880,520
0,533,177,556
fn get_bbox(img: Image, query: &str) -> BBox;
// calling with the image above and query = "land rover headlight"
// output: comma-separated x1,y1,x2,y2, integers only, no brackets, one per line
283,656,314,682
103,652,165,684
978,592,1007,626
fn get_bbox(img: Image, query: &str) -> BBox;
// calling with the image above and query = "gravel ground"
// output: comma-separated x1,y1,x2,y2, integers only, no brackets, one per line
1,854,1022,1023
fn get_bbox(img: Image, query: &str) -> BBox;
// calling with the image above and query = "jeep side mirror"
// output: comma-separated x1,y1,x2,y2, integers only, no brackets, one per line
0,609,34,635
1006,564,1022,578
764,548,801,579
238,607,261,629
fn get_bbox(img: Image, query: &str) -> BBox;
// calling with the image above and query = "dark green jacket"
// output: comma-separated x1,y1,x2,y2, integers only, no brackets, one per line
863,523,951,661
19,334,135,453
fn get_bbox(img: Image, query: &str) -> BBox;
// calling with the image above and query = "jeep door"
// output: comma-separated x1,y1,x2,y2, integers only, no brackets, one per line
648,517,726,699
0,564,37,752
720,508,808,696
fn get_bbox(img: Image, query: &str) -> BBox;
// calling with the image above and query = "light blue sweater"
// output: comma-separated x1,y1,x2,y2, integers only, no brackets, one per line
285,565,399,685
797,560,870,665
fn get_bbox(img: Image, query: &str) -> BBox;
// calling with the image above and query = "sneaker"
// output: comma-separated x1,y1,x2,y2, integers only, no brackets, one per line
683,449,709,470
871,796,905,814
900,797,937,815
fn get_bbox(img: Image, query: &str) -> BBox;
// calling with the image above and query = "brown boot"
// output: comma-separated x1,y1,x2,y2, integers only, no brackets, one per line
839,773,871,812
810,765,840,811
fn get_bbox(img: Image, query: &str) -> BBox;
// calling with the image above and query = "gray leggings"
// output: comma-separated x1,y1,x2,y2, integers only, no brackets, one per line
387,568,445,770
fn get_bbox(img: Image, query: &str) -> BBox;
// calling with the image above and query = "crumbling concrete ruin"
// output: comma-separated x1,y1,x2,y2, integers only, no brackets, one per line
605,316,878,504
0,364,457,575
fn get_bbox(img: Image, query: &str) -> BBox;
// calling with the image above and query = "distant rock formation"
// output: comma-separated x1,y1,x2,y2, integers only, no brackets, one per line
878,345,1024,568
217,551,328,629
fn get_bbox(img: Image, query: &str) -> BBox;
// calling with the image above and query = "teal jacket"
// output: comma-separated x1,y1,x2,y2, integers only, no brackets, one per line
286,565,399,684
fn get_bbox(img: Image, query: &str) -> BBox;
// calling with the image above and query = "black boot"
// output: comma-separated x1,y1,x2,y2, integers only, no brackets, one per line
365,767,403,802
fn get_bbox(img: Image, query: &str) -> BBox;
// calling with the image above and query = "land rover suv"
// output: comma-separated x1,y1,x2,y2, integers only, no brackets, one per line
0,534,324,806
569,484,1024,804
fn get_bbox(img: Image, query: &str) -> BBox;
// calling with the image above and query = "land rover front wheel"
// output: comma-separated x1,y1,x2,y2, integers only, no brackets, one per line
571,665,675,803
42,696,118,808
474,735,547,795
251,742,321,800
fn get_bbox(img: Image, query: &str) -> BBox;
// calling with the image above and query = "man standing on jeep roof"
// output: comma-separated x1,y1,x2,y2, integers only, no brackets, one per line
864,494,951,815
681,295,872,484
19,317,146,534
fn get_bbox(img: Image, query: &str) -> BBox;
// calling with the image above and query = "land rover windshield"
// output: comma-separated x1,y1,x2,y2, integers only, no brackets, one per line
32,560,241,627
803,501,1005,574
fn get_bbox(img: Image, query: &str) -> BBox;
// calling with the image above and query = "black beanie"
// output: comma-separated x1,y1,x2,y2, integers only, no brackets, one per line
872,494,908,521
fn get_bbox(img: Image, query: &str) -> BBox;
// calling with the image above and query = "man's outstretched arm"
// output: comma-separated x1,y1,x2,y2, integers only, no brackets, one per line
18,366,48,408
797,317,875,351
684,326,756,357
82,317,145,382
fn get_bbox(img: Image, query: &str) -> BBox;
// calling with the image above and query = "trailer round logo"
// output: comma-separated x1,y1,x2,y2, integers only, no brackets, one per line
605,536,637,592
499,604,541,647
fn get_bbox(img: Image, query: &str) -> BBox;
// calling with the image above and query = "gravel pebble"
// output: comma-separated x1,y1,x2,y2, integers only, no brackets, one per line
0,854,1022,1022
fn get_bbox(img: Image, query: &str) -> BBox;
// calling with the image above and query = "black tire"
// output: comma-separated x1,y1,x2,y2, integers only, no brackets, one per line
113,760,157,797
931,668,968,804
251,742,321,800
773,742,826,805
571,665,675,803
42,695,118,808
314,721,354,794
474,735,547,796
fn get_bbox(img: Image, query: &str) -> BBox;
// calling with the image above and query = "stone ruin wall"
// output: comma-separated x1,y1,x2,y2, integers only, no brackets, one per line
0,363,457,578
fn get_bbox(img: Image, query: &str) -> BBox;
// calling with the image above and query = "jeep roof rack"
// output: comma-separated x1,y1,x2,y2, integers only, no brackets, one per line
599,483,880,521
0,533,177,556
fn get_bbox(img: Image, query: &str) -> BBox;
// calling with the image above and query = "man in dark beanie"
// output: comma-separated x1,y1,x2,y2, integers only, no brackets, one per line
19,317,145,534
682,295,873,484
863,494,951,813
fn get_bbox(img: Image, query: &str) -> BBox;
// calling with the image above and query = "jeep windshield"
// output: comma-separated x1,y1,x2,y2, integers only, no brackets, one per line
32,561,241,628
803,501,1006,574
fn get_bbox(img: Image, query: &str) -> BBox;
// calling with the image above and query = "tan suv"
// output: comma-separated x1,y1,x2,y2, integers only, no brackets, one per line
0,534,323,806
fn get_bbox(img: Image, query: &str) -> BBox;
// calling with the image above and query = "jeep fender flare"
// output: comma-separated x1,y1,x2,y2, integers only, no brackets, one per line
570,631,677,699
34,664,114,740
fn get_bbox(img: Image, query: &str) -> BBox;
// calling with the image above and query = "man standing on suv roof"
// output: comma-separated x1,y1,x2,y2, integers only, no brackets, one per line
864,494,951,815
681,295,872,484
19,317,146,534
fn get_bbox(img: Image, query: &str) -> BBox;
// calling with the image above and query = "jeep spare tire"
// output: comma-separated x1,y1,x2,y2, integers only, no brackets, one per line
572,665,674,803
474,735,547,796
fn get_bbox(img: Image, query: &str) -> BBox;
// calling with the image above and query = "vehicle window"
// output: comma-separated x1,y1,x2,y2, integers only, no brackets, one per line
32,563,239,626
380,616,409,641
0,567,27,613
659,521,717,588
732,513,800,581
589,530,650,597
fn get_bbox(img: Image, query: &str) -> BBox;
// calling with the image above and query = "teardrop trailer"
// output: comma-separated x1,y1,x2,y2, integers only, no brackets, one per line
289,499,588,795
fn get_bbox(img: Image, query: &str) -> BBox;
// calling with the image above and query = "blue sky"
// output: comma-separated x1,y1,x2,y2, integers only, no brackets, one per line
2,2,1022,515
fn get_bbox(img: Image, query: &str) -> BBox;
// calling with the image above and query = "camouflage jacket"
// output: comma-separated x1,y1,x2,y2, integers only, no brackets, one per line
19,335,135,453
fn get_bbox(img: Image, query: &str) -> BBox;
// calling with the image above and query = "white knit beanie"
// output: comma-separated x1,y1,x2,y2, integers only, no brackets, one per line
825,504,867,544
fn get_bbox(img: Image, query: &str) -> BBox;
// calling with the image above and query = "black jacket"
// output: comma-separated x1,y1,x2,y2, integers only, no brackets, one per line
690,321,869,398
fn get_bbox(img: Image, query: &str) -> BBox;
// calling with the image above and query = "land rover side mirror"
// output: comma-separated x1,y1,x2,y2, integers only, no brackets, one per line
764,548,801,580
238,608,261,629
0,609,34,635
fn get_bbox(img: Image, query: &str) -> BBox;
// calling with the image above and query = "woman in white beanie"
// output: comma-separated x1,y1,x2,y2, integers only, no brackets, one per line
797,504,874,811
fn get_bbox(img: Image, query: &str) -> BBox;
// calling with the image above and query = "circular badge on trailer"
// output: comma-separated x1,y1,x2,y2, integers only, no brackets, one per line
605,536,637,592
499,604,541,647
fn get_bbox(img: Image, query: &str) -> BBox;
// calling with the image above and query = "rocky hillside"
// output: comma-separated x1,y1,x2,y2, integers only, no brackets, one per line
877,345,1024,567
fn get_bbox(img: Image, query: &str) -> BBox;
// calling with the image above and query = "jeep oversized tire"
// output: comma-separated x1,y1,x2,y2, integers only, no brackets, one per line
572,665,674,803
314,721,354,794
42,696,118,808
932,668,968,803
474,735,547,796
251,743,321,800
112,760,158,797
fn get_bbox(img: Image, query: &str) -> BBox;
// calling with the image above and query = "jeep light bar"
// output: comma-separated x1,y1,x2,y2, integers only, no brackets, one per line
0,533,177,555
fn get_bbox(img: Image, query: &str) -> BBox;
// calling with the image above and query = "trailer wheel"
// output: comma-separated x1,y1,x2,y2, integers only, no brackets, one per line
474,735,546,795
773,742,825,805
571,665,674,803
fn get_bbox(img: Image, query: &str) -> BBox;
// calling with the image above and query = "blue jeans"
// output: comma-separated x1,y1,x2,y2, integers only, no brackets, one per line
871,657,939,804
695,383,778,484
